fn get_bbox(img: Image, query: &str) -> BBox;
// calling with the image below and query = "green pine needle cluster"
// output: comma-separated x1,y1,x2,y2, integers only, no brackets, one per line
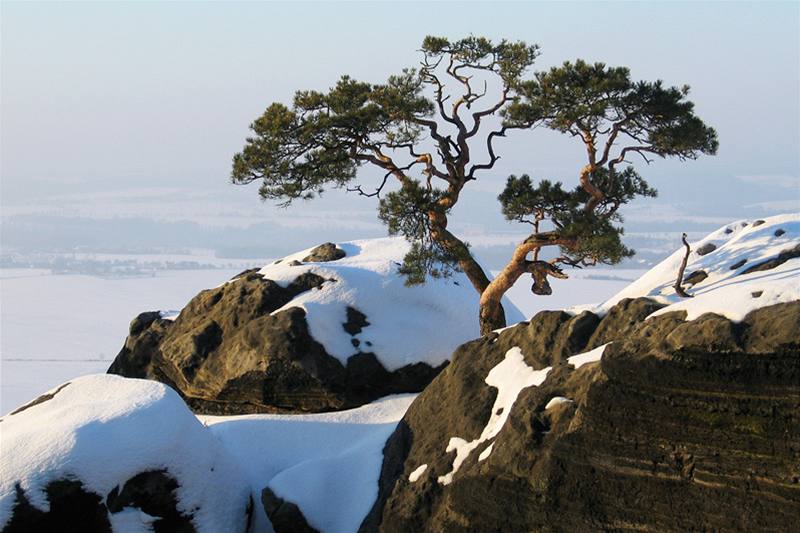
499,167,657,266
377,181,462,284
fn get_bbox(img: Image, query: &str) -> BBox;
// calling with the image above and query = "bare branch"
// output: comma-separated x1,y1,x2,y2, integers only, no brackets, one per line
674,232,693,298
347,170,391,198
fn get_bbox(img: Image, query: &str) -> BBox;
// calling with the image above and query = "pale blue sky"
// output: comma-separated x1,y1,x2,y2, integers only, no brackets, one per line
1,1,798,257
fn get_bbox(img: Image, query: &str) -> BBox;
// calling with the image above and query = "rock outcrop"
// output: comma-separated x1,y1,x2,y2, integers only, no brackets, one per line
0,375,252,533
361,299,800,532
108,238,519,414
106,269,443,415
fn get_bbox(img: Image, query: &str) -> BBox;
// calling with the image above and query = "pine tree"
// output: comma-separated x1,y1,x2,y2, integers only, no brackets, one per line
231,45,718,335
477,60,717,333
232,36,541,329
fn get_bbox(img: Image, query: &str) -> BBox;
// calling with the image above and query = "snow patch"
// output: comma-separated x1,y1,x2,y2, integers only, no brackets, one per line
408,464,428,482
545,396,574,410
568,343,610,369
0,374,250,533
437,347,550,485
159,309,180,321
108,507,159,533
478,443,494,462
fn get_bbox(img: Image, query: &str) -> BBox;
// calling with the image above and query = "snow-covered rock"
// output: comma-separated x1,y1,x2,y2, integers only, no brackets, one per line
0,374,252,533
255,238,522,370
595,213,800,321
362,214,800,533
108,237,523,414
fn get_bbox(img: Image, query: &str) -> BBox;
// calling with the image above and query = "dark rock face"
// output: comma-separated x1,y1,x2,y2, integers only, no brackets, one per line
696,242,717,256
3,480,111,533
109,270,443,414
262,487,319,533
362,300,800,533
729,258,747,270
302,242,346,263
106,470,195,533
740,243,800,275
3,472,198,533
683,269,708,285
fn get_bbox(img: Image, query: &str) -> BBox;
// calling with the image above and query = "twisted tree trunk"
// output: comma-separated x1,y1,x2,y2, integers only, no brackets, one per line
478,232,574,335
428,209,507,331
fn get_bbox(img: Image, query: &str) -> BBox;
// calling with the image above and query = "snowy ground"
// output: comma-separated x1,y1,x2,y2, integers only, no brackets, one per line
588,213,800,320
200,394,417,533
1,260,640,415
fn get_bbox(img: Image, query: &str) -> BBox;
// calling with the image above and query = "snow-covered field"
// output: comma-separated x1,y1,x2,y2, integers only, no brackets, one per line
0,264,639,415
0,268,243,414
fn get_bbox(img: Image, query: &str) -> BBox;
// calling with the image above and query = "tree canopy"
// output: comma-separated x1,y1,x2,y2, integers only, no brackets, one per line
477,60,717,330
232,40,718,334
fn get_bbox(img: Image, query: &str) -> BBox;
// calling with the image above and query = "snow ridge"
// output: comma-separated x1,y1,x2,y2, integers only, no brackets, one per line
592,214,799,321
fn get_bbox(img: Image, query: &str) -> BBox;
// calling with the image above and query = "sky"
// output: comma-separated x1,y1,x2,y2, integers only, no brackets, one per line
1,1,799,261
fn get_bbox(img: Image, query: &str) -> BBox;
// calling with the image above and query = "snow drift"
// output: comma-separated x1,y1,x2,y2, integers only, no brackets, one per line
0,374,252,532
254,237,523,370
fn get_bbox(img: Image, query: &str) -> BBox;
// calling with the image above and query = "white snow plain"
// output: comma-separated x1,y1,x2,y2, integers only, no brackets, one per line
253,237,523,371
0,268,245,414
0,374,251,533
199,394,417,533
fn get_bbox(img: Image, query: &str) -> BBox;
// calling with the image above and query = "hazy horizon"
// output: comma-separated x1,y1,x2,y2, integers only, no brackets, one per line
2,1,798,264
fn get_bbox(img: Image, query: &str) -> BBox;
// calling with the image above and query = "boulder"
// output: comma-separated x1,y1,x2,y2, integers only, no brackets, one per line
108,238,522,414
302,242,346,263
0,374,251,533
695,242,717,256
361,300,800,532
261,488,319,533
683,269,708,285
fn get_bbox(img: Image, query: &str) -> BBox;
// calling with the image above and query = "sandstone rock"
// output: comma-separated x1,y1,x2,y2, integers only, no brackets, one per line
2,480,111,533
108,270,445,414
262,488,319,533
740,243,800,275
105,470,195,533
0,375,251,533
302,242,346,263
586,297,665,348
729,258,747,270
362,300,800,533
683,269,708,285
695,242,717,256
